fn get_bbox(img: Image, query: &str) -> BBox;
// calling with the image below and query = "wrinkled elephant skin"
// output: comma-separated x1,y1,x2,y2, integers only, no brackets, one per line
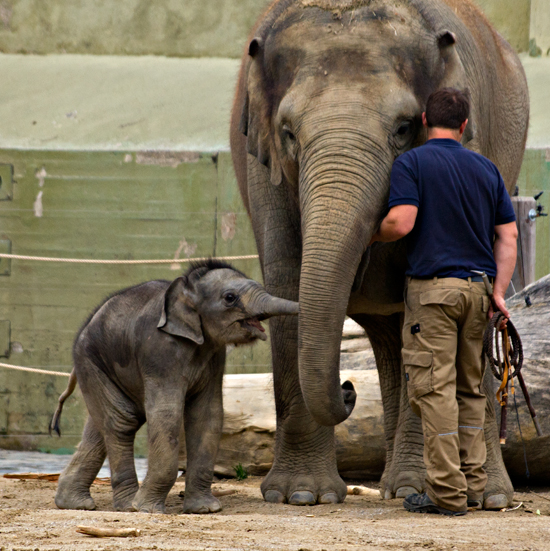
230,0,529,507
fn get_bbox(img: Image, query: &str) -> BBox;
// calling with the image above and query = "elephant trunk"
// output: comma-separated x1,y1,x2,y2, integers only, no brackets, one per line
245,285,300,319
297,131,389,426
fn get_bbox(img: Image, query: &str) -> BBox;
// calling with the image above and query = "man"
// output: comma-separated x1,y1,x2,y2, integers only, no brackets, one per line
370,88,518,516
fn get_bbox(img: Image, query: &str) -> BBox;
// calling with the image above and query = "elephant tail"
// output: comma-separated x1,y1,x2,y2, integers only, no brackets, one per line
49,369,78,437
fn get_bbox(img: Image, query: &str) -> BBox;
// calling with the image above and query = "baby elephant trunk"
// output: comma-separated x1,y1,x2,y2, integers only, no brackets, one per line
245,286,299,320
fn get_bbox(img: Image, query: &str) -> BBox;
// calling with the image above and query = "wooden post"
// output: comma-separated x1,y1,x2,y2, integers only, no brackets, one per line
510,197,536,294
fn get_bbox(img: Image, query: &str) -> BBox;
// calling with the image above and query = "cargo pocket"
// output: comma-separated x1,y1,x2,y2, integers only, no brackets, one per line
418,289,461,334
403,348,434,399
465,295,490,339
419,289,461,307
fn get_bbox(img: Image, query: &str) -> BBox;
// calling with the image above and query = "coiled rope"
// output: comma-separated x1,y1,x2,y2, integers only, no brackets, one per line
483,312,523,385
482,309,542,452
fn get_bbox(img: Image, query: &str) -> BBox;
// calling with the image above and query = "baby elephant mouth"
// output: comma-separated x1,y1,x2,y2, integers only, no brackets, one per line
239,316,267,340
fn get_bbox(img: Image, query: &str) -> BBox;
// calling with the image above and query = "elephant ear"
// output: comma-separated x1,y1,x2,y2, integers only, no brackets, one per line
158,277,204,345
239,37,283,186
436,31,466,90
436,30,476,143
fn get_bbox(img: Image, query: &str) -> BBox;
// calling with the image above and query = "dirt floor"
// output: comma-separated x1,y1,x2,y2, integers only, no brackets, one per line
1,476,550,551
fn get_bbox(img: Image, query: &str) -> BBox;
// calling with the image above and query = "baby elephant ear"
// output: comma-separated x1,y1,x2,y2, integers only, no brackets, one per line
158,277,204,345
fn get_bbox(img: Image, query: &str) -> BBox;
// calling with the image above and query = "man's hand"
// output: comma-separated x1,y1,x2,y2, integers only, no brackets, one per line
488,292,510,329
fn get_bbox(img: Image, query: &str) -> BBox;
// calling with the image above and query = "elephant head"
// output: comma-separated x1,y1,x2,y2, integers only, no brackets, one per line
239,1,474,426
158,260,299,346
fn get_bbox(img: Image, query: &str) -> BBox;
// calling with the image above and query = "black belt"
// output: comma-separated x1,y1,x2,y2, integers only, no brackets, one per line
411,275,485,282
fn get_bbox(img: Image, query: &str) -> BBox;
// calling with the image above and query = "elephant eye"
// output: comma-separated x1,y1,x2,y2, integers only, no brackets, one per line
396,121,412,136
282,124,296,142
223,292,238,305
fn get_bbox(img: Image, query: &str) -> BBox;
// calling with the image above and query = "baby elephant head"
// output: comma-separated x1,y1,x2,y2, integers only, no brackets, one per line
158,260,299,346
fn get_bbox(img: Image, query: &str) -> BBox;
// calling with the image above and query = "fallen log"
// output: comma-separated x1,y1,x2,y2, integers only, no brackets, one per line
499,274,550,482
178,275,549,482
179,369,386,479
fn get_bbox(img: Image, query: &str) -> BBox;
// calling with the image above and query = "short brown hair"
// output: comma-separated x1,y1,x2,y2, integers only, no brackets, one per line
425,88,470,129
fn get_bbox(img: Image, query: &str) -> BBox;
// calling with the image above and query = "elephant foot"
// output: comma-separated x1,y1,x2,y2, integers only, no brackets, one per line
483,474,513,510
483,460,514,509
55,489,96,511
131,491,166,514
183,494,222,514
261,466,347,506
55,475,96,510
483,493,509,510
112,484,140,512
381,468,425,500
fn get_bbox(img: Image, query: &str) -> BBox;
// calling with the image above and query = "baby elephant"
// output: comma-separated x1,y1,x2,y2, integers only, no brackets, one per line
51,260,298,514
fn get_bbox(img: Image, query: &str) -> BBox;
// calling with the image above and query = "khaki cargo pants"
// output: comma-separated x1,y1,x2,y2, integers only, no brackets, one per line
403,277,490,513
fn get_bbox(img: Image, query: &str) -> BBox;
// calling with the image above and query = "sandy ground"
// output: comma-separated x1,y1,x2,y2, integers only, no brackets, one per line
1,475,550,551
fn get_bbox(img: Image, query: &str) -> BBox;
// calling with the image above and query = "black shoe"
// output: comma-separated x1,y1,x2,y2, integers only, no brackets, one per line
403,493,467,516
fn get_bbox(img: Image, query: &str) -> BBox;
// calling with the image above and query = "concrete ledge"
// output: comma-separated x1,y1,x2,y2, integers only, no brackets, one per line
0,53,548,152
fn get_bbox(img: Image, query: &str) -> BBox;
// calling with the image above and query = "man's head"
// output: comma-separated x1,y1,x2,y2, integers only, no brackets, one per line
422,88,470,141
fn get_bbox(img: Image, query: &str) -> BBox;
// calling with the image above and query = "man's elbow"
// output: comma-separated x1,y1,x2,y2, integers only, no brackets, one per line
394,220,415,239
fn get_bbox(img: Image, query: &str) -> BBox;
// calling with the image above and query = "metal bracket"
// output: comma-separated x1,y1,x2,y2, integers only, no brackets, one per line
0,239,11,276
0,164,13,200
529,191,548,221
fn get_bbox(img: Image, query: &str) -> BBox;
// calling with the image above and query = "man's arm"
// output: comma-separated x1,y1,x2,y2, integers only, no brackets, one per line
491,221,518,319
369,205,418,244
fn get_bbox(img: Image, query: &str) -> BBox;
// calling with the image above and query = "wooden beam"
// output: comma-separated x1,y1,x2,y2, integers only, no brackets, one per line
511,196,537,293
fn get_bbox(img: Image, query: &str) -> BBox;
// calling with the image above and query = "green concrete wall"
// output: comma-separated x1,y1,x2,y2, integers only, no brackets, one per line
0,0,269,58
475,0,531,53
530,0,550,55
0,0,533,57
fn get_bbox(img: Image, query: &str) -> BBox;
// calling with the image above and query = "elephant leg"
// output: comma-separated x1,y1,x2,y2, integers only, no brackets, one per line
55,416,106,510
247,160,346,506
261,312,347,506
131,377,187,514
77,359,143,512
182,351,225,514
103,412,142,512
357,313,425,499
480,366,514,509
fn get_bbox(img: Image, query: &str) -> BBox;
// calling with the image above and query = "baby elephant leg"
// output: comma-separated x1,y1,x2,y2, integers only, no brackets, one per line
183,354,224,514
78,360,143,512
55,416,106,510
131,386,185,514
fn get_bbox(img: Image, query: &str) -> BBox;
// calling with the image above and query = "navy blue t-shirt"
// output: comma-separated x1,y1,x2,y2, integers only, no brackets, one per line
388,139,516,279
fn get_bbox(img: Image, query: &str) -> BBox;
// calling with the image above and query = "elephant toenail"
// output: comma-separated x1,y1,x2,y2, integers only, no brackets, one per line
383,489,394,500
289,491,316,505
318,492,339,504
395,486,420,498
264,490,286,504
483,493,510,510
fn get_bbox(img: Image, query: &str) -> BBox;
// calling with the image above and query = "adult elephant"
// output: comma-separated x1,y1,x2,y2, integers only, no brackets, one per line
230,0,529,507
